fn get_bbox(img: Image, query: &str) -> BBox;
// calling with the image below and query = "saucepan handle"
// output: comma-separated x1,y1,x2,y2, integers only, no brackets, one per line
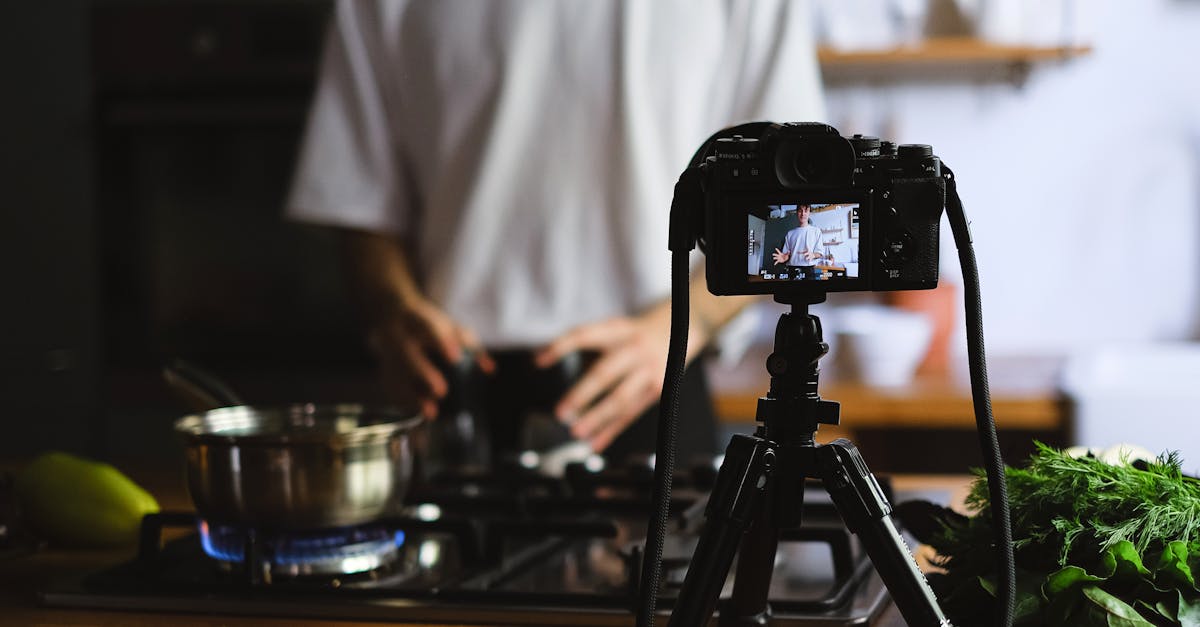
162,358,245,412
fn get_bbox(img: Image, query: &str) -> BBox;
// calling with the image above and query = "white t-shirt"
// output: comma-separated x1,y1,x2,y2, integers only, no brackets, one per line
781,225,825,266
288,0,825,348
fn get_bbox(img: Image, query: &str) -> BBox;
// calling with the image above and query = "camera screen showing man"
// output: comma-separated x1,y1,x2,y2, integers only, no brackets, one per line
747,203,860,282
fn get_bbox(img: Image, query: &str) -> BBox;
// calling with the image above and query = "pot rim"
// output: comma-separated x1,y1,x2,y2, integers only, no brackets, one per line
174,403,425,446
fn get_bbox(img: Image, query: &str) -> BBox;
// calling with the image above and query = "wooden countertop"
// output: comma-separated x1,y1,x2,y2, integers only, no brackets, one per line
0,459,974,627
709,348,1067,430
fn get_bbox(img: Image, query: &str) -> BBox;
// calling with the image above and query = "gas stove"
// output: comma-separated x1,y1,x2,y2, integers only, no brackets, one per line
41,462,894,625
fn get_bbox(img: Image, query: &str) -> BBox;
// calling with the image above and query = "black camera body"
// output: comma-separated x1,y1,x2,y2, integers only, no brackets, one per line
698,122,945,297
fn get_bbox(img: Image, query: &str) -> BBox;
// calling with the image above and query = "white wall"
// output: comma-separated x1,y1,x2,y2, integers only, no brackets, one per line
823,0,1200,357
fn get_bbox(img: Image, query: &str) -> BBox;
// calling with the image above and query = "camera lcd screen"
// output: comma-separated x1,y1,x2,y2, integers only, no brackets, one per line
747,203,861,283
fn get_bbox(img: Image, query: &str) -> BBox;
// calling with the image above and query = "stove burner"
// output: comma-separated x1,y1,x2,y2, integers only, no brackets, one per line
198,521,404,577
45,469,910,625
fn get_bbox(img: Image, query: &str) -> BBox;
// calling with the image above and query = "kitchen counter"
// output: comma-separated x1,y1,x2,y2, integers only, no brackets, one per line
709,349,1069,473
709,347,1066,429
0,457,972,627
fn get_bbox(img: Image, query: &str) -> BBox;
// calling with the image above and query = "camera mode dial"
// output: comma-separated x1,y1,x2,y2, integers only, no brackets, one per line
714,135,759,160
897,144,932,160
715,136,764,181
898,144,940,177
849,134,881,158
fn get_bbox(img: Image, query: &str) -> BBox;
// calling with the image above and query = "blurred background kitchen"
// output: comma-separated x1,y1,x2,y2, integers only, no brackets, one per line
3,0,1199,472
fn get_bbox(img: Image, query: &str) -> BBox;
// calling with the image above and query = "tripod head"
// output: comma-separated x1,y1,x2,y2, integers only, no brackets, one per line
758,299,841,445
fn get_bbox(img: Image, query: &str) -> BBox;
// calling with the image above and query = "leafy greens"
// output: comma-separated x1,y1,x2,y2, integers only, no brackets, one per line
926,442,1200,626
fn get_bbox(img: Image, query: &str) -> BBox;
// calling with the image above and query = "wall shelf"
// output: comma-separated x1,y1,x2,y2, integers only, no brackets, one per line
818,36,1093,86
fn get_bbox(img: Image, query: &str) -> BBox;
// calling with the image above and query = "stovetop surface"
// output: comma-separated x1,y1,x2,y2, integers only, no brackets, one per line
41,464,894,625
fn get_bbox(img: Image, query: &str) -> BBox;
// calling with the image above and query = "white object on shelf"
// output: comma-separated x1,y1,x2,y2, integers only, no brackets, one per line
829,305,932,388
954,0,1083,47
890,0,932,47
1060,342,1200,475
815,0,900,51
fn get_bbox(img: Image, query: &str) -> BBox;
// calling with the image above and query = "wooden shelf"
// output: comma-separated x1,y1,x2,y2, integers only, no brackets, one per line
818,36,1092,85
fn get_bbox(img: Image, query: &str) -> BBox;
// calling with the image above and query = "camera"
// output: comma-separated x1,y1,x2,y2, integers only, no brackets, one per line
696,122,945,297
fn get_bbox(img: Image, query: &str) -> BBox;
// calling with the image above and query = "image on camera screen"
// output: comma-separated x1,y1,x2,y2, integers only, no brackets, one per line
747,203,861,282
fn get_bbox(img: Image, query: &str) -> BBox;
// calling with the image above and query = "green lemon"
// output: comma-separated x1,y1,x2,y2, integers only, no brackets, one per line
15,451,160,547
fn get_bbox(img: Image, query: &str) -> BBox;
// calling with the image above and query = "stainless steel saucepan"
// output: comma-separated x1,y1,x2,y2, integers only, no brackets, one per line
167,362,425,530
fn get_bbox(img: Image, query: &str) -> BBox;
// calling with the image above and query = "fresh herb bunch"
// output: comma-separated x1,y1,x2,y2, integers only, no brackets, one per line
927,442,1200,626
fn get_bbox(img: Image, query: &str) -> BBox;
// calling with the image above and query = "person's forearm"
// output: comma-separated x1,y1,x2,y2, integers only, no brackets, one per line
687,266,757,359
338,228,494,414
641,261,758,364
338,228,427,325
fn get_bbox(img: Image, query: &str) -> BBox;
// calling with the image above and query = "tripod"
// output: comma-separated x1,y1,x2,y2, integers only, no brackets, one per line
667,298,949,626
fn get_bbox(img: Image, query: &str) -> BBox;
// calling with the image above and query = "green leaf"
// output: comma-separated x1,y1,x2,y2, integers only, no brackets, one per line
1096,546,1118,577
1136,598,1174,623
1045,565,1106,598
1155,541,1197,589
936,573,994,623
1013,587,1044,624
1178,591,1200,627
1079,586,1155,626
1103,541,1153,581
1046,591,1086,626
1007,570,1048,623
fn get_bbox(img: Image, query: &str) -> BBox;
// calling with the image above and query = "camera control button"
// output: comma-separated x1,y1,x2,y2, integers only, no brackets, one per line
766,352,788,377
881,232,914,267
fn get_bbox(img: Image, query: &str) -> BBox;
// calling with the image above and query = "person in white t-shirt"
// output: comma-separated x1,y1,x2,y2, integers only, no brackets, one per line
287,0,824,462
772,205,827,278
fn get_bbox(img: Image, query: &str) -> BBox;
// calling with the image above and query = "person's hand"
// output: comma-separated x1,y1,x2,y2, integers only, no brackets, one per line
801,249,818,261
368,300,494,419
772,247,789,264
533,311,672,452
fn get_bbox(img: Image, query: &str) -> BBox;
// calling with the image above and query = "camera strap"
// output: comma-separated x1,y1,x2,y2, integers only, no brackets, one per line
942,164,1016,626
635,169,700,627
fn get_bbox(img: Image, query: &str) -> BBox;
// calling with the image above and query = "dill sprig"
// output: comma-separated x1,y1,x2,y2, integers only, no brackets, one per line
925,442,1200,626
961,442,1200,564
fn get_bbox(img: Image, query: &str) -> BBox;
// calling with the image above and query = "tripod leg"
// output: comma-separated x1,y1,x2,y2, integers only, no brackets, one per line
668,435,775,627
724,440,815,626
817,439,950,627
723,490,781,626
